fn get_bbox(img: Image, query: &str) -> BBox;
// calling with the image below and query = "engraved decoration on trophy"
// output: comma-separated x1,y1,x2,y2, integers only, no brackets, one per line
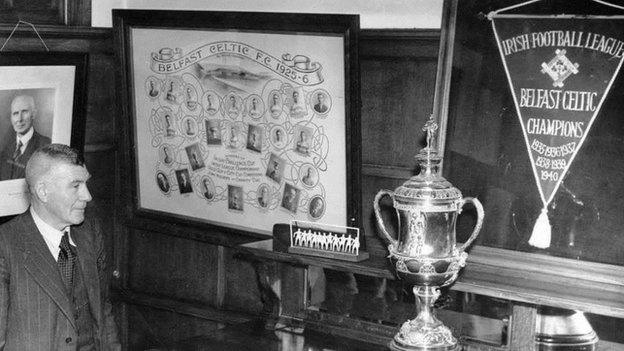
373,116,484,351
288,220,369,262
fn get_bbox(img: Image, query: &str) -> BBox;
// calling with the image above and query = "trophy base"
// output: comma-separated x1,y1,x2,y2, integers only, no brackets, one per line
535,308,598,351
389,286,459,351
390,342,459,351
389,337,459,351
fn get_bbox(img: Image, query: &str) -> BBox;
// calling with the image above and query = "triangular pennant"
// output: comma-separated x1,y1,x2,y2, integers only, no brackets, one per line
492,16,624,248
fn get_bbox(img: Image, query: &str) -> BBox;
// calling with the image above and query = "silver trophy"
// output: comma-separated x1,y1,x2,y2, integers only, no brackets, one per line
374,118,484,351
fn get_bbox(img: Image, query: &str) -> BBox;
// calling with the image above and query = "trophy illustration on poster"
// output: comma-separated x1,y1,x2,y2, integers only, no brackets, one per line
374,117,484,351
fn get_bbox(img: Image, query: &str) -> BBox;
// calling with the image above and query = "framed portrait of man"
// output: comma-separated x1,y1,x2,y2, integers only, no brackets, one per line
0,52,87,217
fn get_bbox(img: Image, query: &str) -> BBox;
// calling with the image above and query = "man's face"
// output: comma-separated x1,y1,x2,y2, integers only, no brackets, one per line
44,163,92,229
11,96,35,135
312,199,321,211
317,93,324,104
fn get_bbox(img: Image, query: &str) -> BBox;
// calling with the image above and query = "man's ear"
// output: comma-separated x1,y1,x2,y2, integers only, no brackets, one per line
33,181,48,202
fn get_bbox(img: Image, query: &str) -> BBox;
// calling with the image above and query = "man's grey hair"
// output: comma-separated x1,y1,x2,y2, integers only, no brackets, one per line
11,94,36,110
25,144,84,190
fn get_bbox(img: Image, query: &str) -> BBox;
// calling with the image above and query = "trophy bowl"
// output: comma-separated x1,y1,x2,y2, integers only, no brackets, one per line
390,251,467,287
374,118,484,351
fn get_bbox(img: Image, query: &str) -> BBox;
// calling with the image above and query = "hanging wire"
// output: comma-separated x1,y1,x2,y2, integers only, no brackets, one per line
488,0,624,19
0,20,50,52
487,0,542,20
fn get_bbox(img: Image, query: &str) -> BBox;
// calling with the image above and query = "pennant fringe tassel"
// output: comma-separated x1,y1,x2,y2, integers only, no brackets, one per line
528,207,551,249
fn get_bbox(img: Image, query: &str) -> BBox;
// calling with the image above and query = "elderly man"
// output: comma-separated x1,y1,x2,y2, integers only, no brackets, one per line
0,144,120,350
313,92,328,113
0,94,51,180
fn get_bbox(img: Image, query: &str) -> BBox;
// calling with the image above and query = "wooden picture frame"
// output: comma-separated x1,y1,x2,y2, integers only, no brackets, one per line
433,0,624,317
0,52,88,217
114,10,361,239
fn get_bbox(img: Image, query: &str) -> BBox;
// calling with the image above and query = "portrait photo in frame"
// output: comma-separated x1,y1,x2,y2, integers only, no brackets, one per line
114,10,361,237
0,52,88,217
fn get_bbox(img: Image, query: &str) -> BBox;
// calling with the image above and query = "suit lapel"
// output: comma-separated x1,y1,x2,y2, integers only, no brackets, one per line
73,224,102,328
18,213,77,330
21,132,40,159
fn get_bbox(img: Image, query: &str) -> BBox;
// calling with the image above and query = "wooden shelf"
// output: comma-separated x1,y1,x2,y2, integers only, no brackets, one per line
236,226,624,319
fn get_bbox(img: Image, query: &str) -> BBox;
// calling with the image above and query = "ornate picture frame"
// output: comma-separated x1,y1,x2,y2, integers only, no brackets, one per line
114,10,361,238
0,52,88,217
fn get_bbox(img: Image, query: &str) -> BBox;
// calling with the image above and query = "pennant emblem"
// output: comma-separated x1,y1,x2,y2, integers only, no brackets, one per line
492,17,624,248
540,49,579,87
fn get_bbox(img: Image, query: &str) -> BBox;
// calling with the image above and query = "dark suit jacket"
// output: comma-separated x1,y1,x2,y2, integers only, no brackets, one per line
0,211,120,351
0,131,51,180
314,102,328,113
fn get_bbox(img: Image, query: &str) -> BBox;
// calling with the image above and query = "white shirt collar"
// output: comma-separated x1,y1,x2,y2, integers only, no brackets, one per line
16,127,34,150
30,207,75,261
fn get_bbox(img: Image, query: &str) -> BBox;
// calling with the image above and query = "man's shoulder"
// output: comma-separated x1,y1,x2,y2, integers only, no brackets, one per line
32,130,51,145
0,131,16,154
0,211,33,245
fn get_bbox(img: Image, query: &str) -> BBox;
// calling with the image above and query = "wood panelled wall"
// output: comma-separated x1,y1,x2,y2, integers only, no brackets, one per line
0,26,440,350
359,30,440,259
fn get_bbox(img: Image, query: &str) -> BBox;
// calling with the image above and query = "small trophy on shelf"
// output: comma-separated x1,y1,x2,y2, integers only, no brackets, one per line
374,116,484,351
288,220,369,262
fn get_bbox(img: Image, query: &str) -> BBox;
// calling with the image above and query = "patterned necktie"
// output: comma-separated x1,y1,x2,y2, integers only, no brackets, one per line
12,140,22,160
58,231,76,289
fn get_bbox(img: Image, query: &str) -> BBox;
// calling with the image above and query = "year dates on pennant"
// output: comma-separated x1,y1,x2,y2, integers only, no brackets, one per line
275,61,310,84
535,156,567,170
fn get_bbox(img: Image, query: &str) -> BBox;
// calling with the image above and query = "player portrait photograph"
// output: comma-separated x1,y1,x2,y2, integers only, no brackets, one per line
281,183,301,213
246,124,264,153
185,143,205,171
175,168,193,194
266,153,285,184
205,119,222,145
228,184,244,211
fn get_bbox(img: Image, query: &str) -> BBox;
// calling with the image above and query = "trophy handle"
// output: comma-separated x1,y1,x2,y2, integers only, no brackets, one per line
456,197,484,253
373,190,398,248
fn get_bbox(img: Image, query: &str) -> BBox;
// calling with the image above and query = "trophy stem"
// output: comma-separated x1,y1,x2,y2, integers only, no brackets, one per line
389,285,458,351
414,286,440,326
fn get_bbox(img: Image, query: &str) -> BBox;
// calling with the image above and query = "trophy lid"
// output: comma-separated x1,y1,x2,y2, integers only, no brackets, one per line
393,117,462,209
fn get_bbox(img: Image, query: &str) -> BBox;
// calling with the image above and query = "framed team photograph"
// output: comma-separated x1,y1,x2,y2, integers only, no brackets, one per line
0,52,88,217
115,9,361,237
